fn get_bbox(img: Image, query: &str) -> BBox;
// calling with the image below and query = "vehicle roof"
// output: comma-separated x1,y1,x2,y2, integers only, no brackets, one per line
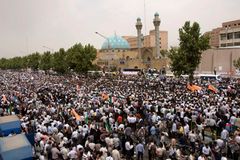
197,74,220,76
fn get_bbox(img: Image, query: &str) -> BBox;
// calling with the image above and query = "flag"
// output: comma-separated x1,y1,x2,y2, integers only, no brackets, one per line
105,121,111,132
84,112,88,124
71,109,81,121
109,96,116,104
102,93,109,101
187,84,202,92
208,84,217,93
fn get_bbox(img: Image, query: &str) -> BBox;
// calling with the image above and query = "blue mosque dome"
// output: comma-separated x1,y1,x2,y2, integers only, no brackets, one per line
101,35,130,50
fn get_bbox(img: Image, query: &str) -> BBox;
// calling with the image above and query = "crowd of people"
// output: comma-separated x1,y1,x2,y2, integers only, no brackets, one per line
0,70,240,160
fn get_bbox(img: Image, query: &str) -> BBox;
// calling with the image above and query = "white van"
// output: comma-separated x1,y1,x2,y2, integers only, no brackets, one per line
197,74,222,81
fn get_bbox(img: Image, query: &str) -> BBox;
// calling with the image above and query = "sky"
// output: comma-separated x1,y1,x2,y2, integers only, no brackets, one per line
0,0,239,58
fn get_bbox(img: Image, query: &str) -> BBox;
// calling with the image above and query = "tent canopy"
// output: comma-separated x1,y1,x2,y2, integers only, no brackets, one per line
0,134,32,160
0,115,21,136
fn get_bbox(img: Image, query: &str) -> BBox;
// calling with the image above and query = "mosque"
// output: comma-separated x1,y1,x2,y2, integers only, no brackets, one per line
94,13,169,71
94,14,240,74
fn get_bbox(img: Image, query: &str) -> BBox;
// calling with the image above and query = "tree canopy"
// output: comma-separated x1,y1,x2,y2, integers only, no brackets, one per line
0,43,98,74
233,58,240,71
169,21,210,81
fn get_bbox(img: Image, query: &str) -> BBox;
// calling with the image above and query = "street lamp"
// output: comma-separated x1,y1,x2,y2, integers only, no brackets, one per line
42,45,54,52
95,32,114,71
95,32,110,51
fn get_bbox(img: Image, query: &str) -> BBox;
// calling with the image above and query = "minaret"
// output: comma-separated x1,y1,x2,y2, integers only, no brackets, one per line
153,12,161,58
136,18,143,58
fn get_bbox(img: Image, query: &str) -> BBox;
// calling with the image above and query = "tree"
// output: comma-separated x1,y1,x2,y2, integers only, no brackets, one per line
169,21,210,82
0,42,97,74
26,52,41,70
66,43,97,73
233,58,240,71
52,48,68,74
0,58,8,69
160,49,169,58
39,51,52,72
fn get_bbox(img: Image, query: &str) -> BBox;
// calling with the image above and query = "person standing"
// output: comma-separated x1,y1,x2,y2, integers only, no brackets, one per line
51,144,60,160
147,140,156,160
125,138,134,160
112,147,121,160
135,141,145,160
188,130,196,152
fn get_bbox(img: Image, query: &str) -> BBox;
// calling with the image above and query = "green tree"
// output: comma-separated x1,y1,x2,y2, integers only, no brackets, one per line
0,42,97,73
26,52,41,70
52,48,68,74
0,58,8,69
66,43,97,73
9,57,24,69
233,58,240,70
160,49,169,58
21,56,29,69
39,51,52,72
169,21,210,81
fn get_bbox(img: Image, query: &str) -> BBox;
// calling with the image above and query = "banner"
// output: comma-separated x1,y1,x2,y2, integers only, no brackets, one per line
71,109,81,121
187,84,202,92
102,93,109,101
208,85,217,93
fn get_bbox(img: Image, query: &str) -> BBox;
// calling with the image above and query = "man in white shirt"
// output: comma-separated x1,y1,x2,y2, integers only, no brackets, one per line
112,148,121,160
51,144,60,160
184,123,189,136
127,114,136,123
189,131,196,152
202,144,211,156
71,130,79,139
67,147,77,159
235,134,240,144
60,146,69,160
125,139,133,159
171,121,177,137
198,154,206,160
221,129,229,141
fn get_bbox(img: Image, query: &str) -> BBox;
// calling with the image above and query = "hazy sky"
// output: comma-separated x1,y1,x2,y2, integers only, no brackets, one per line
0,0,239,58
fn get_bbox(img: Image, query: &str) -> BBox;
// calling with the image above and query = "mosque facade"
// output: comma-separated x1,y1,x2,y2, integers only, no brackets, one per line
94,13,168,71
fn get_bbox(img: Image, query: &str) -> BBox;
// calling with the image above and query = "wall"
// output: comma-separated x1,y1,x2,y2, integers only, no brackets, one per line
198,48,240,74
95,48,168,70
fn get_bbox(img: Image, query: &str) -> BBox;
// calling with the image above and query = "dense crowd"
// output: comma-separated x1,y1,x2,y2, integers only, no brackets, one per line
0,70,240,160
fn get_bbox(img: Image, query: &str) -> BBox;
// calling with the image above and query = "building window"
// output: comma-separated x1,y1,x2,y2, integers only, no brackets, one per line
227,33,233,40
220,34,226,40
220,43,226,47
227,43,233,46
234,42,240,46
234,32,240,39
